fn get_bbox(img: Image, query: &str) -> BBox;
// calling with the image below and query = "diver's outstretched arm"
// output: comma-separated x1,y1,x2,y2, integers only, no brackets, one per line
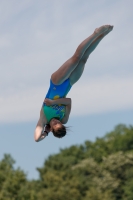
34,130,47,142
34,108,47,142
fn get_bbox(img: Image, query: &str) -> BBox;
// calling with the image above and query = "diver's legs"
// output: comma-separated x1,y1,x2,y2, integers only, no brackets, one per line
69,28,112,85
51,25,113,85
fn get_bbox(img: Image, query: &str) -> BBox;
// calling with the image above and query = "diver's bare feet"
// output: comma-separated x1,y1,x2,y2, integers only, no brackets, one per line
94,25,114,35
107,25,113,32
101,25,114,37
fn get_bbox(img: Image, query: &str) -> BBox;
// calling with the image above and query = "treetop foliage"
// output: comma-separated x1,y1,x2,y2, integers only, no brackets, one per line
0,124,133,200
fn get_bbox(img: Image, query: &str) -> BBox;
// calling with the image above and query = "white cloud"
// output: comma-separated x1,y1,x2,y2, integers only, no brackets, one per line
0,0,32,24
70,76,133,116
0,85,47,123
0,34,11,48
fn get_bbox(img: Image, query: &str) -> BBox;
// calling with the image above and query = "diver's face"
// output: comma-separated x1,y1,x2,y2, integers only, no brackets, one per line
50,118,62,132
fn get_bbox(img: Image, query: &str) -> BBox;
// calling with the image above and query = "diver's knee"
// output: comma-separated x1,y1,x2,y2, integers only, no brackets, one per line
81,58,87,64
72,53,81,63
81,55,89,64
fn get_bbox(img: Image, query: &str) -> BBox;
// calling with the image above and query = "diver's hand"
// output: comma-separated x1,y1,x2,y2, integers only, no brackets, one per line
44,98,54,106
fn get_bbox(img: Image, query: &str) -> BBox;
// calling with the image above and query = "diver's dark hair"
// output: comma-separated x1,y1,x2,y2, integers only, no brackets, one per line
52,124,67,138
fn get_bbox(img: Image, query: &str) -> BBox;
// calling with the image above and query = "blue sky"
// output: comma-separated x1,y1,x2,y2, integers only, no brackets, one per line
0,0,133,179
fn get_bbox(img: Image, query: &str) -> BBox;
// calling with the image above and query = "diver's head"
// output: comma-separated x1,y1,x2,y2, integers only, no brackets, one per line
50,118,66,138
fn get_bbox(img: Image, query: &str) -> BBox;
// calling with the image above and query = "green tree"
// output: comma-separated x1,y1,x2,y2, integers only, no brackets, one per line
0,154,37,200
1,124,133,200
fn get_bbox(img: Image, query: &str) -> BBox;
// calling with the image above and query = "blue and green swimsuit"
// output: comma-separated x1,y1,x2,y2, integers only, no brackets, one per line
43,79,72,123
